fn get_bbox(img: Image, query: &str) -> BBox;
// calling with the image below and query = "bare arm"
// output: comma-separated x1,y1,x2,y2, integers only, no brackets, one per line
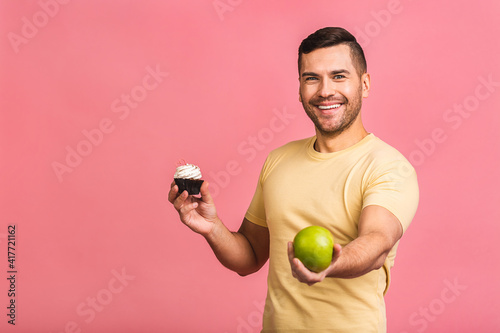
288,205,402,285
206,218,269,276
169,181,269,276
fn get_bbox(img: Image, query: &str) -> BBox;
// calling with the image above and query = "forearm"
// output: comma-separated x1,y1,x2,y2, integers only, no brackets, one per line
205,218,261,276
327,233,391,279
289,206,402,285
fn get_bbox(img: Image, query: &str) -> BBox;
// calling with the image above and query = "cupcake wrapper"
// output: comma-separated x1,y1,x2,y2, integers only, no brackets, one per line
174,178,204,195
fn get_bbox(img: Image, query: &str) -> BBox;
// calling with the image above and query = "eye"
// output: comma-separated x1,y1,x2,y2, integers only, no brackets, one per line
304,77,318,81
333,74,345,80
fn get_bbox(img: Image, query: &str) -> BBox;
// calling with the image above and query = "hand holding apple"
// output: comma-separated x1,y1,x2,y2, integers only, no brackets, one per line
288,226,342,286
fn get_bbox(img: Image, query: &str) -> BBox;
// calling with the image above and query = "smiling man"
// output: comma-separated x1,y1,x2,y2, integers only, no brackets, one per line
169,27,419,332
299,43,367,150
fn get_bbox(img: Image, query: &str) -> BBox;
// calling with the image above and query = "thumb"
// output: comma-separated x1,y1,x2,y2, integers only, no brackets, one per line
199,181,214,203
332,243,342,262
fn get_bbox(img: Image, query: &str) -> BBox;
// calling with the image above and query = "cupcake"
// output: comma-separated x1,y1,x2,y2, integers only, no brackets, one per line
174,163,204,195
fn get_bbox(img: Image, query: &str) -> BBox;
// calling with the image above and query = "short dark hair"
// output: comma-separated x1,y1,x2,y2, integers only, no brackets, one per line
298,27,367,77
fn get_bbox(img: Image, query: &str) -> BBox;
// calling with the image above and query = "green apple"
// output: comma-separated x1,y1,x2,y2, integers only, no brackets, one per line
293,226,334,273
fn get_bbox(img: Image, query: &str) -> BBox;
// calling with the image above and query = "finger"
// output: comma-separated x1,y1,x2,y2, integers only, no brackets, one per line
179,200,198,217
287,242,295,263
199,181,213,203
173,189,189,210
287,242,297,277
332,243,342,262
290,259,299,279
292,258,311,282
168,184,180,203
292,257,324,285
293,258,307,274
288,244,312,280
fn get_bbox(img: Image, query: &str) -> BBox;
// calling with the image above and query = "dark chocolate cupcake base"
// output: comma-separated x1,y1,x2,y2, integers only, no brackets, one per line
174,178,204,195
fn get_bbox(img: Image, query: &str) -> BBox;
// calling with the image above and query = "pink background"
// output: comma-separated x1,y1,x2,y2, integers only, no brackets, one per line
1,1,499,332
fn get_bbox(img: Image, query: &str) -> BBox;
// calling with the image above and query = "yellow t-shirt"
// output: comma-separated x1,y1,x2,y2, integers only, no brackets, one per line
245,134,419,333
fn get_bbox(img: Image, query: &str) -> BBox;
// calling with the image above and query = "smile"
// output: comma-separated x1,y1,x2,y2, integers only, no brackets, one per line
317,104,342,110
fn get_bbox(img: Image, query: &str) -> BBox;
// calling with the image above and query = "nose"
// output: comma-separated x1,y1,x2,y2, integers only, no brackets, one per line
318,79,336,98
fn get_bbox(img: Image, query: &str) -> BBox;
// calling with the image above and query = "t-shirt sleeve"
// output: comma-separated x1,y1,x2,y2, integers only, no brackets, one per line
362,159,419,233
244,159,269,228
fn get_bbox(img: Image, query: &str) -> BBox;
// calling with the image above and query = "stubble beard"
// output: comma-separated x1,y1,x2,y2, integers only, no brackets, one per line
301,88,363,138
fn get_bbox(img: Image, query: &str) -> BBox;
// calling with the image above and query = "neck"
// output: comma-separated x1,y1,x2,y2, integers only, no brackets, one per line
314,119,368,153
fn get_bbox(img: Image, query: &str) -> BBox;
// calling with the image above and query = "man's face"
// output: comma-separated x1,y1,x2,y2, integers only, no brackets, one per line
299,44,370,137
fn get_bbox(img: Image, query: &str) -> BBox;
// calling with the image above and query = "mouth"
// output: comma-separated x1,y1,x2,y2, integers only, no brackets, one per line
315,102,344,116
317,104,342,110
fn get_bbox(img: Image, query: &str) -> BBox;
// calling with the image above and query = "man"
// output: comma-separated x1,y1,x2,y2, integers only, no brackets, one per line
169,27,419,332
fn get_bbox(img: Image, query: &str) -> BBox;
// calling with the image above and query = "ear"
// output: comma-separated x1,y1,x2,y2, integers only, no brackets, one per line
298,77,302,103
361,73,371,98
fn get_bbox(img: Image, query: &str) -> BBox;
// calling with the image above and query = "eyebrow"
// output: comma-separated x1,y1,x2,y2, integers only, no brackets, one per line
301,69,351,77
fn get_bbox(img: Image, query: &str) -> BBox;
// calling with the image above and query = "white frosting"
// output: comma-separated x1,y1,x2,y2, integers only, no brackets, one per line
174,164,202,180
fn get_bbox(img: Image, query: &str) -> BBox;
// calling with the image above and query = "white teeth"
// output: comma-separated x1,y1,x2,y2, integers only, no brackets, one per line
318,104,341,110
